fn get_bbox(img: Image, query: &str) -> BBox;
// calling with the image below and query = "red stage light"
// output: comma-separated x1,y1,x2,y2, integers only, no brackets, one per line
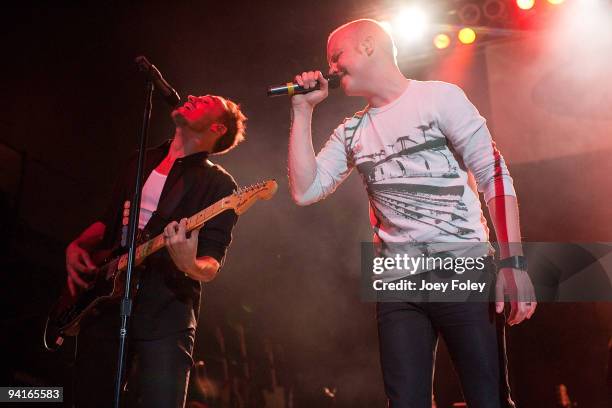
547,0,564,4
457,3,481,25
483,0,507,21
517,0,535,10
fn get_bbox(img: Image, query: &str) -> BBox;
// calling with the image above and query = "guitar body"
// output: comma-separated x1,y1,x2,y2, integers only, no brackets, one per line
43,250,137,351
43,179,278,351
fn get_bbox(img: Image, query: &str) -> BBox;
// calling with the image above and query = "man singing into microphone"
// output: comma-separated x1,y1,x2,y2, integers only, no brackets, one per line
287,19,536,407
66,94,246,407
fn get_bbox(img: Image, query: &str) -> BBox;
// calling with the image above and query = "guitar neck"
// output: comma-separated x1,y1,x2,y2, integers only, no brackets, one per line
116,197,232,272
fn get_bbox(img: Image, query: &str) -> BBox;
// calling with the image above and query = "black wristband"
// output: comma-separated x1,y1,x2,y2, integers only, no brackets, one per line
496,255,528,271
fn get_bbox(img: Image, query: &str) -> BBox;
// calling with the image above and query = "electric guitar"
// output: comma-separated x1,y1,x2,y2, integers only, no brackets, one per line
43,180,278,351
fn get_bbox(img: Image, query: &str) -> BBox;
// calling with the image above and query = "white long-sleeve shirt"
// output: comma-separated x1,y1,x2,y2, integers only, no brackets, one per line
292,81,515,275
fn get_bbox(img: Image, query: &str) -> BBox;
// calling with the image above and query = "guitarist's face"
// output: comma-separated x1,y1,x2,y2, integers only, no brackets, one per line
172,95,227,135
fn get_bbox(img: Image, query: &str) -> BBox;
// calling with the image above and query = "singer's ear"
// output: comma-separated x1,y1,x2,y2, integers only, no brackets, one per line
362,36,375,57
210,123,228,136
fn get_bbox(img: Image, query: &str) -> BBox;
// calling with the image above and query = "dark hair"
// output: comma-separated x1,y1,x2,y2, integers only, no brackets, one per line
212,97,247,154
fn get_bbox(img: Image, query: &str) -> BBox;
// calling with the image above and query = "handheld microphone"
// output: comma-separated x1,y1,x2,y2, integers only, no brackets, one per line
267,74,341,97
135,56,181,107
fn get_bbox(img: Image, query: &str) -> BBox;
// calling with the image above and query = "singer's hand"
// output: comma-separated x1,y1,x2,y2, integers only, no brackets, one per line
291,71,328,110
495,268,537,326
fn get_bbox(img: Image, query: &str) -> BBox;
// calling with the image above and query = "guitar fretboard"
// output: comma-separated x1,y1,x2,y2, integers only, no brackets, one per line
116,197,230,271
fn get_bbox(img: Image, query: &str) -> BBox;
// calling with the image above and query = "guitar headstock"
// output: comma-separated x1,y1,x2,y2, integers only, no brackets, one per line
224,179,278,215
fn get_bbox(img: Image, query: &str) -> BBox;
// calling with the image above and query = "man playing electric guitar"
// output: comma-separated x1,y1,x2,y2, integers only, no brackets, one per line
65,94,247,407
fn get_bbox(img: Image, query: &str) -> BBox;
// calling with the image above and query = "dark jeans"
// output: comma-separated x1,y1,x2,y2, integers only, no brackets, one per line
74,313,195,408
376,301,515,408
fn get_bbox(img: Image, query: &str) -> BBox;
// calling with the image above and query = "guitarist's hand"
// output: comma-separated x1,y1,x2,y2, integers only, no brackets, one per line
165,219,220,281
66,242,96,296
165,218,200,275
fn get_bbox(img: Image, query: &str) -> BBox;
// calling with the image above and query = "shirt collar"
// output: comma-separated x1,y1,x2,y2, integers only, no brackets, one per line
155,139,210,167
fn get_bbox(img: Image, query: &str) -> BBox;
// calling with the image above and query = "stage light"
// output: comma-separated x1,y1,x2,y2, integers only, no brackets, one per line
433,33,451,49
483,0,507,21
517,0,535,10
458,27,476,44
379,20,393,35
392,7,428,43
547,0,564,4
458,3,482,25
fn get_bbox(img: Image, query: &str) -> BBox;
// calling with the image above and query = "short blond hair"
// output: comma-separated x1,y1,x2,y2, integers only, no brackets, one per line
328,19,398,63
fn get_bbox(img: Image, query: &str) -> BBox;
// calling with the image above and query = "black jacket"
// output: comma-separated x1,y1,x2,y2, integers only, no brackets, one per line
99,140,238,339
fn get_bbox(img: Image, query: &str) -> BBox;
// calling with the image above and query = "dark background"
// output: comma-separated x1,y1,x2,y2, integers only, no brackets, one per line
2,1,610,407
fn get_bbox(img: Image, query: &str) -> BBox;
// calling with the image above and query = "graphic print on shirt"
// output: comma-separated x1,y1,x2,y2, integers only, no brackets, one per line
346,115,478,241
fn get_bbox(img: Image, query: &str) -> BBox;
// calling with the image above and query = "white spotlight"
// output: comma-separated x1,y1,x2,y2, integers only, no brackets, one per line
392,7,428,43
378,20,394,36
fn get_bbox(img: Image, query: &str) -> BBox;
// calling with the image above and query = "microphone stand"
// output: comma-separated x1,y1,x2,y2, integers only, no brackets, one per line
113,79,154,408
